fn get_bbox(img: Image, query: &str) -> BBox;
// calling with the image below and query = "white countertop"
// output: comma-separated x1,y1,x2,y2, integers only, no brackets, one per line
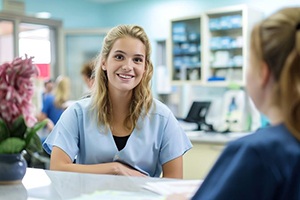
186,131,252,144
1,168,190,200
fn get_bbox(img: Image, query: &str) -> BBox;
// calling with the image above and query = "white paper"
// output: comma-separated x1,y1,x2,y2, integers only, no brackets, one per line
71,190,165,200
143,180,203,198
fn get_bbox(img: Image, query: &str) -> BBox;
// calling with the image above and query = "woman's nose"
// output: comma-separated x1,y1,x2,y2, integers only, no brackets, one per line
121,60,133,71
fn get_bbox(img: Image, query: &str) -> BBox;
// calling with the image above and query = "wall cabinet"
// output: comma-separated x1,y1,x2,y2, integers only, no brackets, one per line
169,16,202,83
169,5,263,86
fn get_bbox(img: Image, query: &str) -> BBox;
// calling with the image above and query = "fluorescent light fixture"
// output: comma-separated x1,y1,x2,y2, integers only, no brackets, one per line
35,12,51,19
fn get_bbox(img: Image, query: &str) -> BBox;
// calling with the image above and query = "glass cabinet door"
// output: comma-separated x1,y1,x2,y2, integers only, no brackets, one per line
171,17,201,82
207,11,243,83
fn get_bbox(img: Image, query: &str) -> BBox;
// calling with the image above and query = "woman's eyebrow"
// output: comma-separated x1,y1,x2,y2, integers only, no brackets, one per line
113,50,126,54
114,50,144,57
134,54,145,58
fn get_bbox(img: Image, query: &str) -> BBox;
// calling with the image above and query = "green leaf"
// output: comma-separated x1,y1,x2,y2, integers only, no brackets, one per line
32,120,48,133
0,138,26,154
24,120,47,152
10,115,27,139
0,119,10,142
26,132,43,153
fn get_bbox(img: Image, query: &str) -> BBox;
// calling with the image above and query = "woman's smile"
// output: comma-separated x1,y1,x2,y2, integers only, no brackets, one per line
117,73,135,80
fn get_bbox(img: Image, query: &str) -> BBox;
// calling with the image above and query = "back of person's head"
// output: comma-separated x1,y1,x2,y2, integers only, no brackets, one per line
81,60,95,89
44,79,54,93
54,76,71,109
91,24,153,130
251,7,300,139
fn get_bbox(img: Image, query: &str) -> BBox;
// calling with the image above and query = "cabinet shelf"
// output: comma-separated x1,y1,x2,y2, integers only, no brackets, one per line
210,47,242,51
173,52,201,56
210,65,242,69
174,65,201,69
210,27,242,33
173,40,200,44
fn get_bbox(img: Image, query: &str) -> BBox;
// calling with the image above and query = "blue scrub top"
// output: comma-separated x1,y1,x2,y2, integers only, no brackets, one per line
42,94,64,124
192,123,300,200
43,98,192,177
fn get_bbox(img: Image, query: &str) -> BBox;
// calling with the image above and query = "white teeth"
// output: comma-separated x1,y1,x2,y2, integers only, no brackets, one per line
119,74,132,79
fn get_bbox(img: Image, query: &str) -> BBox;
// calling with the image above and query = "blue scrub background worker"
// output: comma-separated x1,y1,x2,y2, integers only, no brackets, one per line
37,76,71,132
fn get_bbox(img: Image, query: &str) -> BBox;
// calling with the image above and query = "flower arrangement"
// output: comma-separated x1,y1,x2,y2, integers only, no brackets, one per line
0,55,46,154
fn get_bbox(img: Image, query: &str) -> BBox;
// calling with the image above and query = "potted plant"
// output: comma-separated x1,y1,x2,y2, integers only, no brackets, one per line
0,55,47,184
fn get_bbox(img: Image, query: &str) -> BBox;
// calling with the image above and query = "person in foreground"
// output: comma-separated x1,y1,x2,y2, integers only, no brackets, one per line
169,7,300,200
43,24,192,178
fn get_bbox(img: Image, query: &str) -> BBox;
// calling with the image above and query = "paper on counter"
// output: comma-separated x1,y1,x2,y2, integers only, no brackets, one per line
71,190,165,200
143,179,203,198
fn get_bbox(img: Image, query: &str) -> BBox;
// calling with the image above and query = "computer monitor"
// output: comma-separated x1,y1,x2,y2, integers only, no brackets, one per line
184,101,212,131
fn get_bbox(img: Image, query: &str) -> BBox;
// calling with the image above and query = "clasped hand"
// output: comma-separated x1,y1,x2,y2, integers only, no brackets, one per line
113,162,147,177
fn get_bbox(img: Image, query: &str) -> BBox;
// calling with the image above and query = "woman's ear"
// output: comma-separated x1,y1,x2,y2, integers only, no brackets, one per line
260,61,271,87
101,61,106,71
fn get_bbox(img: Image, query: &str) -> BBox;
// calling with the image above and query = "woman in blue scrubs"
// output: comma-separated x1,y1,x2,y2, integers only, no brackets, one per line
37,76,71,131
190,7,300,200
43,25,192,178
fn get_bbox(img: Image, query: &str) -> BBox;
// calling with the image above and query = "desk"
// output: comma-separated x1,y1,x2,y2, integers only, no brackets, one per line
0,168,178,199
186,131,251,144
184,131,251,179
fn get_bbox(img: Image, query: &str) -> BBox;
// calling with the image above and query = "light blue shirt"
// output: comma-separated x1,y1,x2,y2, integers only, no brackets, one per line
43,98,192,177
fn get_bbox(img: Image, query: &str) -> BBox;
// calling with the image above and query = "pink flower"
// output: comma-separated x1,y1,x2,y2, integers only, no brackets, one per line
0,55,39,127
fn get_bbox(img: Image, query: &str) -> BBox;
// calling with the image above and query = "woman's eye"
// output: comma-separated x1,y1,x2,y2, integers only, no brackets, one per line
115,55,124,60
133,57,143,63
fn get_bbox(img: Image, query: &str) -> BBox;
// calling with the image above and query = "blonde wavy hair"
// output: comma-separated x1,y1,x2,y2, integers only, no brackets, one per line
54,76,71,109
90,25,153,132
251,7,300,140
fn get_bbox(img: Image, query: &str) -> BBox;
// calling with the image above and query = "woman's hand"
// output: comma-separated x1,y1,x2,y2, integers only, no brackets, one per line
50,147,147,177
113,162,147,177
46,118,54,131
166,193,189,200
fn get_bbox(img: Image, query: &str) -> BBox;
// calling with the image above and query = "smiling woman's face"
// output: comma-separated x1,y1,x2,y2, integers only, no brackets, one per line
102,36,146,94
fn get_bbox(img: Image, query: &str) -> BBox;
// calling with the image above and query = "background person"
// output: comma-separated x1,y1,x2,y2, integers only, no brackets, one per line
42,79,54,100
81,60,95,98
81,60,95,90
43,24,192,178
37,75,71,132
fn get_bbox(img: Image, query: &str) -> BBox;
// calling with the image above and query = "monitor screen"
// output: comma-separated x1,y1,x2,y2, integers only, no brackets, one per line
184,101,211,123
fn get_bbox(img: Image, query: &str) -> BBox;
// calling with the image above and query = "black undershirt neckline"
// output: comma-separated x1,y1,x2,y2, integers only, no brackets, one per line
113,135,130,151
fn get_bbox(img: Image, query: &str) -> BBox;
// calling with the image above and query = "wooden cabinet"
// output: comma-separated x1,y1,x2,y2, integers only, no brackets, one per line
183,142,224,180
168,5,263,86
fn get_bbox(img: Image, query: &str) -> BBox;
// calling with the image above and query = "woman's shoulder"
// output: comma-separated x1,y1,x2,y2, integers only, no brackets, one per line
65,97,92,113
43,93,55,101
149,98,173,116
229,123,300,154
